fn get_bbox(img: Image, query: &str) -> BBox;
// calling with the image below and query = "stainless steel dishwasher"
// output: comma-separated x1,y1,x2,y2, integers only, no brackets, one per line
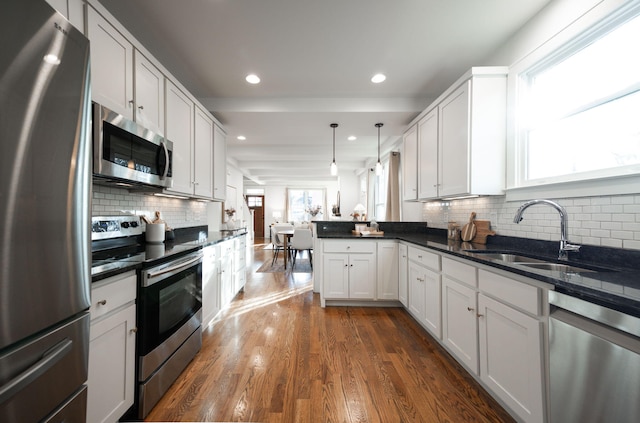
549,291,640,423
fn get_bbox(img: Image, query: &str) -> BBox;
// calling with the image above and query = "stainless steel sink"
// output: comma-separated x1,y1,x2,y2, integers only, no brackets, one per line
463,249,614,273
466,252,547,264
517,262,597,273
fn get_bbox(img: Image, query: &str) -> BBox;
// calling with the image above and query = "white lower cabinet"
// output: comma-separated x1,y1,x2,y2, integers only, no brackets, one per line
202,245,220,327
219,240,235,308
442,276,478,374
407,246,442,338
88,271,137,423
478,270,545,423
321,240,377,301
398,243,408,307
377,241,398,300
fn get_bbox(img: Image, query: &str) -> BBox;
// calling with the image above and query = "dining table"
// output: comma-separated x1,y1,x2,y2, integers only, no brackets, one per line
277,229,295,269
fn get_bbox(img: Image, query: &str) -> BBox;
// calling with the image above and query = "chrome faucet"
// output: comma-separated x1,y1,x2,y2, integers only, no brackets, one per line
513,199,581,260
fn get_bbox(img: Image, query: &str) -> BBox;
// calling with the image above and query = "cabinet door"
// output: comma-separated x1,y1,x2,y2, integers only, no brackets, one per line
349,254,376,299
377,242,398,300
86,6,134,119
165,80,194,195
417,108,439,199
398,244,408,307
219,245,234,308
442,276,478,374
193,106,214,199
213,124,227,201
408,262,426,322
202,247,220,327
87,304,136,423
402,125,418,200
478,294,544,423
439,81,471,198
134,50,164,135
323,254,349,299
423,267,442,339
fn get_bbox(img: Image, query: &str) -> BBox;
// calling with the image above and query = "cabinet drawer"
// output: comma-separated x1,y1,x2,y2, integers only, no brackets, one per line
407,246,440,270
91,271,136,321
478,269,541,315
323,240,376,254
442,257,476,287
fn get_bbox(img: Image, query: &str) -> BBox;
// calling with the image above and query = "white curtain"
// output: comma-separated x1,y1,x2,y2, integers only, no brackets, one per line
385,152,401,221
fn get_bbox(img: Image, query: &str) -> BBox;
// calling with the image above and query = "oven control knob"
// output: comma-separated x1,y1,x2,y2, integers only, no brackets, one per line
130,221,139,228
121,221,130,229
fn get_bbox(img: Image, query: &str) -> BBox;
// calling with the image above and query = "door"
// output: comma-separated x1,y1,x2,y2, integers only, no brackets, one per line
417,108,439,199
247,195,265,238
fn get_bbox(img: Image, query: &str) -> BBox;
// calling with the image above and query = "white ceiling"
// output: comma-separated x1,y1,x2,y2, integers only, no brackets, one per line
98,0,552,186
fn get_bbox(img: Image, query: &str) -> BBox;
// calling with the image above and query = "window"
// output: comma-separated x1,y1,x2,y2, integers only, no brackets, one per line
516,10,640,187
286,188,325,222
373,163,388,220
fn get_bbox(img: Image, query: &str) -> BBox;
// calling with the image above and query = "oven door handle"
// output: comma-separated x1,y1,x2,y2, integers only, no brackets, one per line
145,254,202,284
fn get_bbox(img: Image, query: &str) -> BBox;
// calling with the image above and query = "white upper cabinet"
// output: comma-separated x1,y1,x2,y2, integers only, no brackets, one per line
87,5,165,135
165,80,194,195
402,125,418,200
134,50,165,135
417,108,439,199
193,106,214,199
212,124,227,201
45,0,84,30
403,67,508,200
87,6,134,119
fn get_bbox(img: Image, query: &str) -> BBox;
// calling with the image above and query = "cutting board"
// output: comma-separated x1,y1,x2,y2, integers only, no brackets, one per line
461,212,477,242
472,220,496,244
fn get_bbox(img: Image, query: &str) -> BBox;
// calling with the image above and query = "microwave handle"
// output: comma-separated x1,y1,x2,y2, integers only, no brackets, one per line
160,141,170,180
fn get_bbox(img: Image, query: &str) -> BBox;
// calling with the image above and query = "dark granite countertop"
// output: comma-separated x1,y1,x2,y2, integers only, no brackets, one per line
314,221,640,319
91,227,247,283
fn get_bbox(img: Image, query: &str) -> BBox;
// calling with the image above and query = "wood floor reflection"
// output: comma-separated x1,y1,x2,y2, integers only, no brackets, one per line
144,237,514,422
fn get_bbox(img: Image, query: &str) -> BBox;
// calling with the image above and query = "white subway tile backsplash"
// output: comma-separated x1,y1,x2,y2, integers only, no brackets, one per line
420,193,639,250
92,184,209,229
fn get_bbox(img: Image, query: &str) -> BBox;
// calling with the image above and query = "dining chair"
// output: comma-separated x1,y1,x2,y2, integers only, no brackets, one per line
271,223,293,265
289,228,313,269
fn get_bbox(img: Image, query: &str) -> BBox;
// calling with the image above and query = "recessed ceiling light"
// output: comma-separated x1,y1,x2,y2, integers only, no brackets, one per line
246,74,260,84
371,73,386,83
237,135,246,141
348,136,357,141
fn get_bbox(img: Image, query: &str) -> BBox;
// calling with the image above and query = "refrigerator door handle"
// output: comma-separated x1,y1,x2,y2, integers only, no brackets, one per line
0,338,73,404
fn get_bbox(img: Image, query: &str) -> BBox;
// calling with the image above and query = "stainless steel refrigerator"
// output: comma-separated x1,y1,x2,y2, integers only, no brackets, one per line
0,0,92,421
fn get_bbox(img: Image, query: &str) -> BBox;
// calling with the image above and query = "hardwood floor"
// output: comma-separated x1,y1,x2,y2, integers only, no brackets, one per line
144,238,515,422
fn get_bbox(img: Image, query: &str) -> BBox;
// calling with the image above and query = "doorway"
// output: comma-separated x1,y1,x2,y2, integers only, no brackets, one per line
246,195,265,238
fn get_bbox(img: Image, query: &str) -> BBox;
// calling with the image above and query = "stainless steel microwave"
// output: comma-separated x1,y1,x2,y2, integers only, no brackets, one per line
92,102,173,189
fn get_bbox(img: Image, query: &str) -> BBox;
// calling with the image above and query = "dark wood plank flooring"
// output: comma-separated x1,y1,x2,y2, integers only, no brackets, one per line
144,237,515,422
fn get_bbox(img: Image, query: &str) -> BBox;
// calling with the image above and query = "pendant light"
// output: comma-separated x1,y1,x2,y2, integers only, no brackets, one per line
330,123,338,176
375,123,383,175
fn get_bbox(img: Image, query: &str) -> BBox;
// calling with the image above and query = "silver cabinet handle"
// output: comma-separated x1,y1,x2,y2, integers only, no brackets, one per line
467,307,474,312
130,328,138,334
97,299,107,306
138,105,144,110
0,338,72,404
